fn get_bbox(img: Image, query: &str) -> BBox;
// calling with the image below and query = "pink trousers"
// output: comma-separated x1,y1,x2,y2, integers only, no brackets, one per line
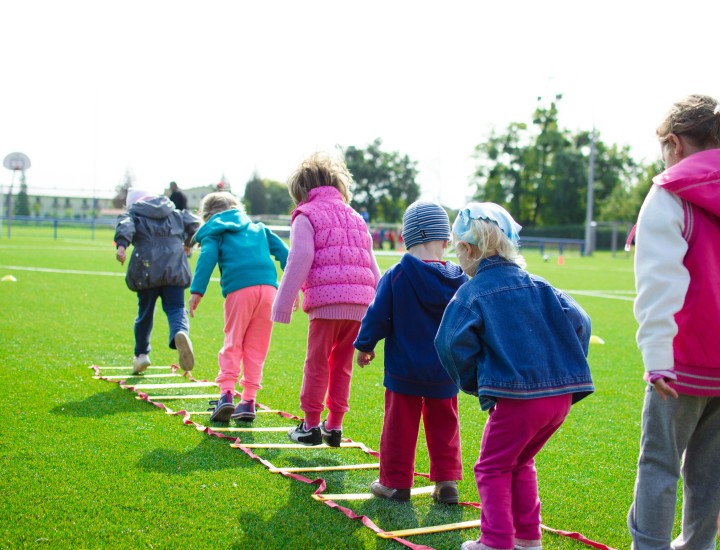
215,285,276,401
475,394,571,550
299,318,360,428
379,389,463,489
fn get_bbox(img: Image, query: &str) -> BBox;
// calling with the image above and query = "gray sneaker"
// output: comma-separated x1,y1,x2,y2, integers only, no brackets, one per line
370,480,410,502
174,331,194,371
132,354,151,375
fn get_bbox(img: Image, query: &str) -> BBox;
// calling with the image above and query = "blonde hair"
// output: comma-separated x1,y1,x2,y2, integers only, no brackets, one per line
199,191,242,222
287,151,353,204
657,94,720,148
452,218,526,270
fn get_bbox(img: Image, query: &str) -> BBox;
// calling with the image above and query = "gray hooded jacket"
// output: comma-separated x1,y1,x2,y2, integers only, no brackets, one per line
114,196,200,292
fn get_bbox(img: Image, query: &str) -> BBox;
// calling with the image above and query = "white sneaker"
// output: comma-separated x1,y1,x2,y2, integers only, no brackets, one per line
174,331,194,371
132,354,151,375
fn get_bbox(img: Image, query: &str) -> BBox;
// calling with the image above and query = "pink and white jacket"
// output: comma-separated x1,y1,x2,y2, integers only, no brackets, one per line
634,148,720,396
272,186,380,324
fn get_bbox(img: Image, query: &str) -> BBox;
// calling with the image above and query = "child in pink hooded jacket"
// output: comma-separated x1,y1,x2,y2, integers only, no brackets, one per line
272,152,380,446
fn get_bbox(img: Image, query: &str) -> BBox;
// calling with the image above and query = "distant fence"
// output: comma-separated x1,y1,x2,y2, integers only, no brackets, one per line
0,215,116,240
519,237,585,256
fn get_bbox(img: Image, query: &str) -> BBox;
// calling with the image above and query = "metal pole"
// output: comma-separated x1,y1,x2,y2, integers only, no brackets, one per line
584,127,596,256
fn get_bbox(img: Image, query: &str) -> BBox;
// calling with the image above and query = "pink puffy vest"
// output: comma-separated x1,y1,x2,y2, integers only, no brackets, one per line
292,186,376,311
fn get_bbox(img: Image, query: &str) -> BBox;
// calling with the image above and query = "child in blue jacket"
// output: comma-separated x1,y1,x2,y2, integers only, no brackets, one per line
435,202,593,550
354,201,468,504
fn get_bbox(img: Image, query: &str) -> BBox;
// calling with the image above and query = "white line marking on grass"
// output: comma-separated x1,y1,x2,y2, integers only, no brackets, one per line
567,290,635,302
0,264,124,277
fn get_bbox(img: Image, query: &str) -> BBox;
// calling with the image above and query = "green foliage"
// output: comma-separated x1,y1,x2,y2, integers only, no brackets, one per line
345,138,421,223
472,96,659,227
243,173,293,215
13,175,30,216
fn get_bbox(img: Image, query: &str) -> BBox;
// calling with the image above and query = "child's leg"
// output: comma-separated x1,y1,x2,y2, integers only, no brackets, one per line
160,286,189,347
324,319,360,428
510,395,571,543
422,395,462,482
475,395,570,550
134,288,160,356
299,319,335,427
628,391,720,550
379,390,422,489
680,396,720,549
215,289,252,395
237,286,276,402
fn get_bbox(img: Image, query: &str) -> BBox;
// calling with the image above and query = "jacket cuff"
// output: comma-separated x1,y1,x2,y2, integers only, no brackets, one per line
272,311,292,324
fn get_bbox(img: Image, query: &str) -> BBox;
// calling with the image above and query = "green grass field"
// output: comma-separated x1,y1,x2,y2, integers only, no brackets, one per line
0,228,667,549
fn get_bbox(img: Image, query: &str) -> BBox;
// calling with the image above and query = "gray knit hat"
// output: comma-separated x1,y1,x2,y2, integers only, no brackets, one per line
402,201,451,249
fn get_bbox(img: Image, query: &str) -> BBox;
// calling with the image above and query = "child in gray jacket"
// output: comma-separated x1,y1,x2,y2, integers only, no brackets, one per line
114,187,200,374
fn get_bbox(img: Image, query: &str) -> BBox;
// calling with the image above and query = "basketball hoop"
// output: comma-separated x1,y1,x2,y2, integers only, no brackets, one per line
3,152,31,172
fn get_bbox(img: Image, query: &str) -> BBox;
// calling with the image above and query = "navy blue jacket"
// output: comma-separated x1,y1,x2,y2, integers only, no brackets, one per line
435,255,594,410
354,254,468,398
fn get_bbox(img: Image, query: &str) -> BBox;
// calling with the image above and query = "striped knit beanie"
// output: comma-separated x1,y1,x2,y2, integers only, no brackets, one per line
402,201,451,249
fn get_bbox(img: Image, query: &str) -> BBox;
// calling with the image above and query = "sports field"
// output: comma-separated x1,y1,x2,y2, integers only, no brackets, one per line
0,228,670,549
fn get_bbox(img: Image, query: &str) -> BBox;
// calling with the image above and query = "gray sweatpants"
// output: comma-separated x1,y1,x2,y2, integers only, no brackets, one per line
628,387,720,550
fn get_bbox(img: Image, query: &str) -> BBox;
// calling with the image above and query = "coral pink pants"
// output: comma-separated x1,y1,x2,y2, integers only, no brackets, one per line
216,285,276,401
379,389,463,489
475,394,571,550
299,318,360,428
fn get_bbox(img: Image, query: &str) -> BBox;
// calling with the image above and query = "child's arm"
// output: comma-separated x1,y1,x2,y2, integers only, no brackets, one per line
356,350,375,367
116,246,127,265
353,269,393,355
189,236,219,298
182,210,201,247
555,289,592,356
435,300,482,396
263,225,290,270
272,215,314,324
188,294,202,318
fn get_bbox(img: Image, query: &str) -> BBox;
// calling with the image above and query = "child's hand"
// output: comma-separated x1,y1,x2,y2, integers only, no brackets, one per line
116,246,126,265
292,293,301,312
356,350,375,367
188,294,202,318
653,378,679,400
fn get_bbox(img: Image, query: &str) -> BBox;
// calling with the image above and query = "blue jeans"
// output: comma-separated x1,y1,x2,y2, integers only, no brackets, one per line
134,286,189,357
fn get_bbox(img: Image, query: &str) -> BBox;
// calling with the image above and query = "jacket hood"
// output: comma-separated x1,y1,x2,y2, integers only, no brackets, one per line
654,148,720,217
129,196,176,219
194,209,251,243
400,254,467,313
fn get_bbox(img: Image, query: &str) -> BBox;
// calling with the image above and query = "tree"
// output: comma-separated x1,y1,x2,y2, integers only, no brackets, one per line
14,173,30,216
112,169,135,209
344,138,420,223
471,95,645,226
264,180,293,215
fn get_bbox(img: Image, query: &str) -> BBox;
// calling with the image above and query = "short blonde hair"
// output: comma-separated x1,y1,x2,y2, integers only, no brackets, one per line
199,191,242,222
287,151,352,204
452,218,526,269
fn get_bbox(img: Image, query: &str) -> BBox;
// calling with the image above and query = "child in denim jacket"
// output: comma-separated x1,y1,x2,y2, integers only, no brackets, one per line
435,202,594,550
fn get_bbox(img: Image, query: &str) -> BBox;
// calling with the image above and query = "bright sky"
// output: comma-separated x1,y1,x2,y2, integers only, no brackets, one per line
1,1,718,209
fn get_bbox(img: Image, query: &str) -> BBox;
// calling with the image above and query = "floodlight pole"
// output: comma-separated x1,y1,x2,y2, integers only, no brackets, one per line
584,127,596,256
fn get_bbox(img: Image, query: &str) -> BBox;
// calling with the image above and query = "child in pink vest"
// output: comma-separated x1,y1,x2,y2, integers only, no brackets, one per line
272,152,381,446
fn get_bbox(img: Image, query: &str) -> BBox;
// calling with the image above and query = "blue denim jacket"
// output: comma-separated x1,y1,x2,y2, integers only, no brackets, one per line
435,256,594,410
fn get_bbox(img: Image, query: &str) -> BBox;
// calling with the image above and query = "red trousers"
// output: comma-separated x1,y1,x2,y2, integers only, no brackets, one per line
379,389,463,489
299,318,360,428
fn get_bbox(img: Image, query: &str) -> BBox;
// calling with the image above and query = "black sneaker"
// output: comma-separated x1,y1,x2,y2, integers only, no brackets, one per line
231,400,256,422
320,420,342,447
287,421,322,446
208,392,234,422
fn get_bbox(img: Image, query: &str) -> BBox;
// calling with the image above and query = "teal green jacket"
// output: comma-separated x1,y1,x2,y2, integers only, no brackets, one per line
190,209,288,298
